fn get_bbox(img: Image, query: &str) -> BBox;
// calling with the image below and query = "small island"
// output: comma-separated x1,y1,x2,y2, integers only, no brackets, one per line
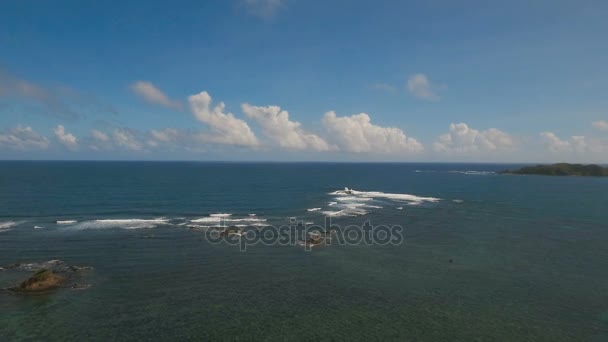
13,269,66,293
500,163,608,177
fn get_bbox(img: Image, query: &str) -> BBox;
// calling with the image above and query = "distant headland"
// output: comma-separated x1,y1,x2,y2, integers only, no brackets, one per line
499,163,608,177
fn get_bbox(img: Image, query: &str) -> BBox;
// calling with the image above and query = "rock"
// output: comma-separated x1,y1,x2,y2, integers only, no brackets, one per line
13,269,66,293
70,283,91,290
220,226,242,237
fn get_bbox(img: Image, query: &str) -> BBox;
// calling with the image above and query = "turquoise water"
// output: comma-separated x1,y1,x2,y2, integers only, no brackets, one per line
1,162,607,341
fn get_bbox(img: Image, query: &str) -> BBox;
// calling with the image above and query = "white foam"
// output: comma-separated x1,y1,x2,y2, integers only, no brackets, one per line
0,221,18,229
328,202,338,206
307,208,322,212
209,213,232,218
227,218,267,222
335,196,373,202
57,220,77,224
190,216,267,223
190,217,221,223
69,218,169,230
34,225,45,229
321,209,368,217
449,170,495,175
330,188,440,203
396,207,403,210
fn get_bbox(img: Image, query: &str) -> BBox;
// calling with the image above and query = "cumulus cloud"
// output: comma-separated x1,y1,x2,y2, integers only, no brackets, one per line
407,73,440,101
188,91,259,147
112,128,144,151
592,120,608,132
322,111,423,153
539,132,608,155
130,81,182,110
91,129,109,142
540,132,573,153
242,0,286,19
434,123,514,153
0,126,50,150
241,103,333,151
150,128,179,143
53,125,78,150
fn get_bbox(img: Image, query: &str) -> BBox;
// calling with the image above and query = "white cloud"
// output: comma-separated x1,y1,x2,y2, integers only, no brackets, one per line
242,0,286,19
407,73,440,101
434,123,514,153
91,130,109,142
130,81,182,110
0,126,50,150
150,128,179,143
241,103,333,151
539,132,608,155
188,91,259,147
112,128,144,151
322,111,423,153
592,120,608,132
53,125,78,150
540,132,572,153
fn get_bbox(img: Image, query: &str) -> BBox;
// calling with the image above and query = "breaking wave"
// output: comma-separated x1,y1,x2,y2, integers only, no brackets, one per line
67,218,170,230
0,221,19,232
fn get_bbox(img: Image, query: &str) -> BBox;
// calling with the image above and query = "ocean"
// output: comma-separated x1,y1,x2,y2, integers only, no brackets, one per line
1,161,607,341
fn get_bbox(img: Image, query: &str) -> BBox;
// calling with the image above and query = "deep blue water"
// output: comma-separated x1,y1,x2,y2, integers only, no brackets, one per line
1,161,607,341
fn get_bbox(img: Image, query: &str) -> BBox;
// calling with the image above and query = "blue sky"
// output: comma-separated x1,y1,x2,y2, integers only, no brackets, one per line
1,0,607,161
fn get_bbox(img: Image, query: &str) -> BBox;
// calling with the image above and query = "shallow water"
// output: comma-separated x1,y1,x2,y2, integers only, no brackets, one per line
1,161,607,340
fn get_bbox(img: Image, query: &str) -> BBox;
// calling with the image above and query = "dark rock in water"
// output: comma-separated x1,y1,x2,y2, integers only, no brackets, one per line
70,283,91,290
220,226,242,237
1,259,93,294
12,269,66,292
302,231,331,247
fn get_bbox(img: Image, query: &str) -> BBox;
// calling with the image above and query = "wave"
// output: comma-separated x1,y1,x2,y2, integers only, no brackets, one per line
307,208,321,212
190,216,267,223
209,213,232,218
448,170,495,175
68,218,169,230
34,225,45,229
0,221,19,232
57,220,78,224
329,188,440,203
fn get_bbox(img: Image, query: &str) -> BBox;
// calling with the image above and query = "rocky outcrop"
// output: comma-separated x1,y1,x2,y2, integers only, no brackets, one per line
13,269,66,292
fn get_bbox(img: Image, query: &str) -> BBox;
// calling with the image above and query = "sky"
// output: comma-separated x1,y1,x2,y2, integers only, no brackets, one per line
1,0,607,162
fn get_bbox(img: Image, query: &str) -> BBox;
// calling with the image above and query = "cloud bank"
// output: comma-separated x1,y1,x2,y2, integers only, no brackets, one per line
242,103,333,151
189,91,259,147
322,111,423,153
434,123,514,153
0,126,50,150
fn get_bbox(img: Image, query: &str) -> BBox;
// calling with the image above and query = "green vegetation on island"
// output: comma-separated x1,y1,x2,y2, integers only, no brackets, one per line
499,163,608,177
